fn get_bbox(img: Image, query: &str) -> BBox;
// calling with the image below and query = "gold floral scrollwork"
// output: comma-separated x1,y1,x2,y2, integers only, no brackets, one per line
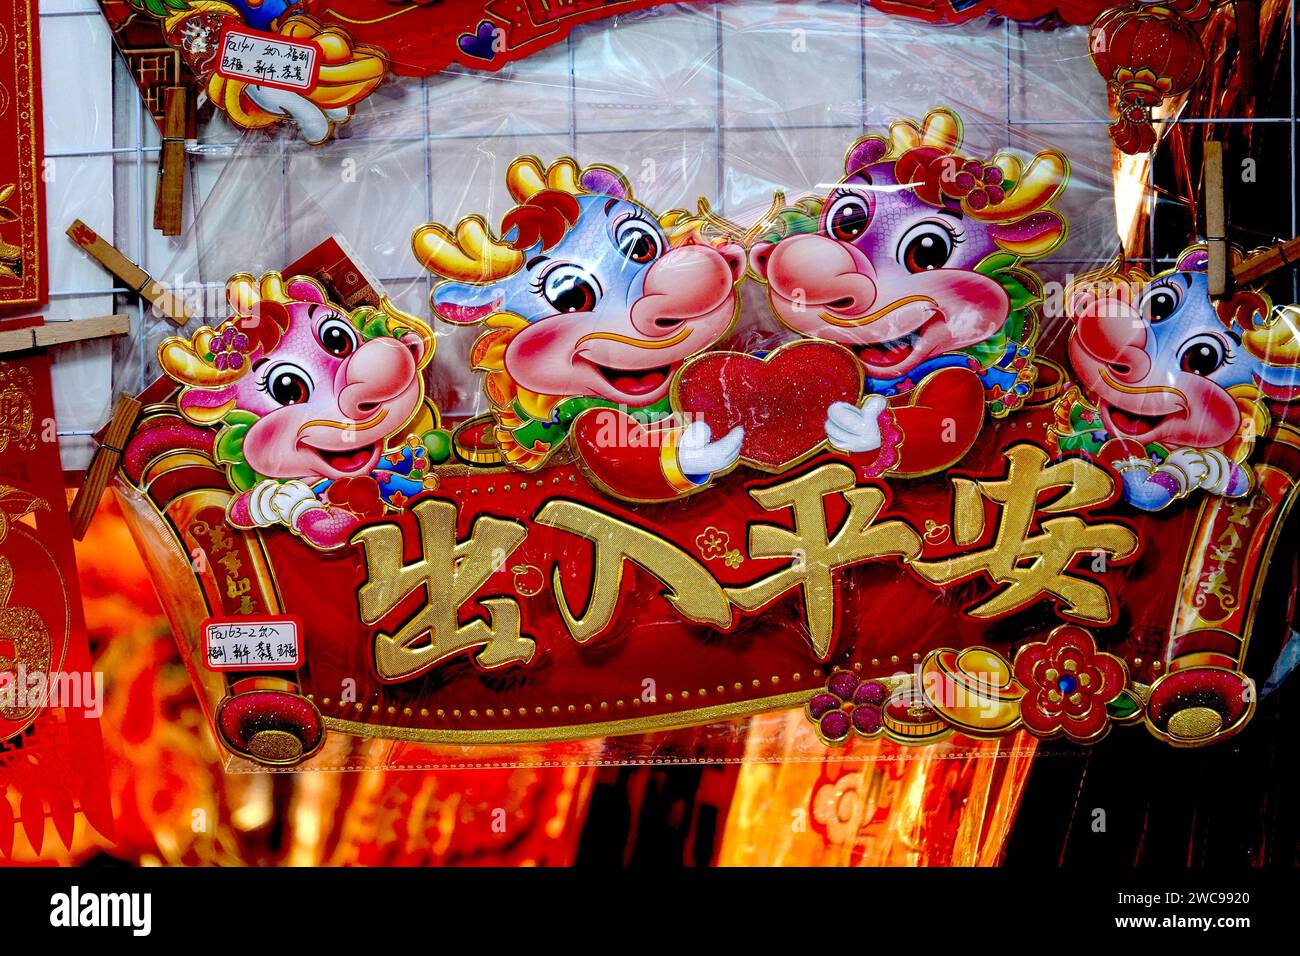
0,485,52,723
0,366,36,453
0,183,22,281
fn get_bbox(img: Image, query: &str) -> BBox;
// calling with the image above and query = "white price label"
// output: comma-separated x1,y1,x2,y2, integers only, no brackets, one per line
203,616,302,671
216,26,321,93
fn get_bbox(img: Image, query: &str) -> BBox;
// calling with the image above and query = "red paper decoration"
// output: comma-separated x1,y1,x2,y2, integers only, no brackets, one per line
1089,2,1207,153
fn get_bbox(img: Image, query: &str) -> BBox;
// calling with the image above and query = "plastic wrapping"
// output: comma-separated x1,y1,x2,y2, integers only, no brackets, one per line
100,3,1299,772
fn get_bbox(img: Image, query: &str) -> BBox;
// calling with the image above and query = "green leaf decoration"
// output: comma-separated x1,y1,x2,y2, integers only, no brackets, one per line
759,198,824,243
214,410,266,492
213,425,244,466
1106,690,1143,721
1005,281,1036,312
963,337,1008,367
975,252,1019,276
129,0,189,17
226,462,260,494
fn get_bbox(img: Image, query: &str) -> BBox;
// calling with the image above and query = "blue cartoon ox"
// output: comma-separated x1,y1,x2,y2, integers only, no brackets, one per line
412,156,754,501
1055,246,1300,510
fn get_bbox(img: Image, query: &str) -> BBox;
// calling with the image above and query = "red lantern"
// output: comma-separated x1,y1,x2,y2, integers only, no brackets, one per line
1089,3,1206,153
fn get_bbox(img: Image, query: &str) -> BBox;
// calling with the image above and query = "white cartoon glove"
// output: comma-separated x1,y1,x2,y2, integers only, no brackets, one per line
824,395,887,454
244,479,284,527
1115,447,1249,511
1162,447,1238,495
244,478,320,530
677,420,744,479
245,85,350,145
1163,447,1212,490
269,480,321,530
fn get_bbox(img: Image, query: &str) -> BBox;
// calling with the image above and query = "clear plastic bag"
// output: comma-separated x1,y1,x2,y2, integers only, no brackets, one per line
107,3,1291,772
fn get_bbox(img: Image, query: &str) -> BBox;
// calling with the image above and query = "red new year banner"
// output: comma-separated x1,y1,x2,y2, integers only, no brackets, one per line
0,0,47,312
109,220,1300,768
0,344,112,856
115,392,1297,762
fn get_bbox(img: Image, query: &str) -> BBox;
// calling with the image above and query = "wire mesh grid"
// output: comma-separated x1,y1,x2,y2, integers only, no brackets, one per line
35,0,1300,470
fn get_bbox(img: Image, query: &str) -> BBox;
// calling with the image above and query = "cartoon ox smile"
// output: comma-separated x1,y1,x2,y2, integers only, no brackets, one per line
750,108,1068,473
1053,246,1300,510
159,272,443,549
412,156,750,501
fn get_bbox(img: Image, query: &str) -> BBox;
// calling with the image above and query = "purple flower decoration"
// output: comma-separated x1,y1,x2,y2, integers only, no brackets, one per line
949,160,1005,211
211,324,252,371
807,672,890,743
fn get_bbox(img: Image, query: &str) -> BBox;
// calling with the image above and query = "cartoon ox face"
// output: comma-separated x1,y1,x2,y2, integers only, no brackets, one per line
750,108,1068,386
159,272,435,489
413,156,745,468
1066,247,1300,453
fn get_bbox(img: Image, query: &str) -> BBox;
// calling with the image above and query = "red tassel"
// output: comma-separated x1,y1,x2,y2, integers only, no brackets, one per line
1109,116,1157,153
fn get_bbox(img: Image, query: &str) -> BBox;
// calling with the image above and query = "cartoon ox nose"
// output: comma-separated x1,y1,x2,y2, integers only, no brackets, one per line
759,233,877,315
629,242,745,337
337,336,422,419
1072,290,1152,384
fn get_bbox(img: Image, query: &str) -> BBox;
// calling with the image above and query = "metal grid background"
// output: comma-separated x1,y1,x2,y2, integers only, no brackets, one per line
35,0,1299,470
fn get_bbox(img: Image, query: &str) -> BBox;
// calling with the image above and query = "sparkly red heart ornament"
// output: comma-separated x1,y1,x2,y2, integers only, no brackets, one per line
673,341,863,471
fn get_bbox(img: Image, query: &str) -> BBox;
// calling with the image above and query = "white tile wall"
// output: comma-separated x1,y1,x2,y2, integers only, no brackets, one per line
46,0,1242,471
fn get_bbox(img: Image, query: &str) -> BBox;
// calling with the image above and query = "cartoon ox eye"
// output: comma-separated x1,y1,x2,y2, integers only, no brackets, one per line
614,217,662,264
897,220,958,273
1140,283,1182,323
825,189,873,243
261,363,313,406
1178,333,1229,376
535,263,602,314
315,312,359,358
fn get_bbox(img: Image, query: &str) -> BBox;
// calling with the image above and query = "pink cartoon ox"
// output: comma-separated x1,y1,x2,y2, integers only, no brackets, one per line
159,272,442,549
748,108,1068,474
1053,246,1300,510
412,155,749,501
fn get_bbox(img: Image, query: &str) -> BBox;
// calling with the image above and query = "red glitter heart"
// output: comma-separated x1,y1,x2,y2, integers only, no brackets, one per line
673,341,864,471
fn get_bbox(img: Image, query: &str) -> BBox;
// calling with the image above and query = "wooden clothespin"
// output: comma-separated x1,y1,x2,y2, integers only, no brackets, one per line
1203,140,1227,296
0,313,129,354
65,219,192,325
153,87,188,237
1232,236,1300,287
69,394,141,540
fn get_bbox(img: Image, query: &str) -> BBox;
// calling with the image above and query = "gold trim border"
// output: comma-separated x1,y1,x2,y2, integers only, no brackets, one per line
324,688,817,745
0,0,43,306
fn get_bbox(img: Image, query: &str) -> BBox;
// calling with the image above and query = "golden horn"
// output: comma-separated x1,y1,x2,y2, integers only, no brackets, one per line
545,158,582,193
980,151,1069,222
920,108,962,152
888,120,922,158
259,271,289,304
412,217,524,283
1243,304,1300,366
506,156,548,202
157,328,245,389
227,272,261,314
